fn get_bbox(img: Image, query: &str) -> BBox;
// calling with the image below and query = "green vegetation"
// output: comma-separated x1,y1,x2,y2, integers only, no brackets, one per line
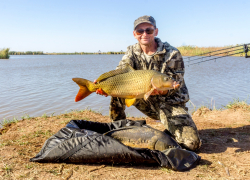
0,108,101,127
8,44,248,56
41,113,48,120
0,117,18,126
224,98,250,110
2,164,12,173
25,163,33,169
8,51,125,55
0,48,10,59
177,45,245,57
193,98,250,114
9,51,44,55
45,51,125,55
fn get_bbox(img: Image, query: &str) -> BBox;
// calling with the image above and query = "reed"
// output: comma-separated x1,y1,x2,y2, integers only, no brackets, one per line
0,48,10,59
177,45,245,57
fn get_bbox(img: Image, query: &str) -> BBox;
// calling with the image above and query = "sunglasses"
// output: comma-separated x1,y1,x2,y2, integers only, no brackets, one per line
135,28,155,35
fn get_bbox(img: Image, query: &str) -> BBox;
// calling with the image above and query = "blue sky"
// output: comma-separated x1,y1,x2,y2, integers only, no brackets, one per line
1,0,249,52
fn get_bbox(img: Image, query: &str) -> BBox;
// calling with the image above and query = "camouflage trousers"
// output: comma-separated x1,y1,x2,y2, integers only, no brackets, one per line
110,97,201,151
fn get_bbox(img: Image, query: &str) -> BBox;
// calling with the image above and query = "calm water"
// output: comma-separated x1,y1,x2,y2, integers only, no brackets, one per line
0,55,249,124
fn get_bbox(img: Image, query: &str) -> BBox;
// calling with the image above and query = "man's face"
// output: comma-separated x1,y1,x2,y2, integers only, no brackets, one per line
133,23,158,46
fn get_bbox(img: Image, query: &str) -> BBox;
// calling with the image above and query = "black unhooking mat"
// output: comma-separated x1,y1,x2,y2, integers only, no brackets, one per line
30,119,200,171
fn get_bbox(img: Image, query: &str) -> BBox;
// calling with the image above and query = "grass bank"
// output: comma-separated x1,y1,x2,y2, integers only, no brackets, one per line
177,45,245,57
0,48,10,59
0,100,250,179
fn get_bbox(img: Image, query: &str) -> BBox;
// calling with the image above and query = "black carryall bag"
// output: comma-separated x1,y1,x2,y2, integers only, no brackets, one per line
30,119,200,171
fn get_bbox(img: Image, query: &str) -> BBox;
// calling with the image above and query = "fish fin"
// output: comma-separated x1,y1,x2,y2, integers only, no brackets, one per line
125,98,136,107
72,78,95,102
75,85,93,102
72,78,96,91
96,64,134,83
144,88,155,101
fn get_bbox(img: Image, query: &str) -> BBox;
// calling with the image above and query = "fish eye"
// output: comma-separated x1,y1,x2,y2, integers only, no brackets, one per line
163,77,169,81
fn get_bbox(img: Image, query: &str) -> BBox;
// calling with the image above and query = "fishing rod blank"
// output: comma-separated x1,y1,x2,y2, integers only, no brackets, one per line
186,46,244,63
183,43,250,60
186,51,245,66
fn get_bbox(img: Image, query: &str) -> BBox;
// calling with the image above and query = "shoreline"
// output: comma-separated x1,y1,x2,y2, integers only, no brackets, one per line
0,103,250,179
7,44,248,57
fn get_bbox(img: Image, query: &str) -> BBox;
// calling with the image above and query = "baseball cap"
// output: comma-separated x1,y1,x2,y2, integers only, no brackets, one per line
134,15,156,30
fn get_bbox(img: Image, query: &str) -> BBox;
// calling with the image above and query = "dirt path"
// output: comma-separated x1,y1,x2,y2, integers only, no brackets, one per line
0,108,250,180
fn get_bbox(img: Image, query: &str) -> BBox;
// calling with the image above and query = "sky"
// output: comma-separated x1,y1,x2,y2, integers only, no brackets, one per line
1,0,249,53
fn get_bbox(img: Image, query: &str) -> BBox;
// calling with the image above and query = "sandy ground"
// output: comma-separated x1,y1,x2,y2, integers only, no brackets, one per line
0,106,250,180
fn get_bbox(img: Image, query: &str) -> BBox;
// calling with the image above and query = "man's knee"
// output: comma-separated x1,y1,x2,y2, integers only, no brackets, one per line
175,126,201,151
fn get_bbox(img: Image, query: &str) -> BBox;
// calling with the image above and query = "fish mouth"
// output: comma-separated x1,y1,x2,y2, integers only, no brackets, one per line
173,81,180,90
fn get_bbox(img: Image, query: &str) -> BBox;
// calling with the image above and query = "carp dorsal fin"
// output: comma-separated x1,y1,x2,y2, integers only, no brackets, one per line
96,64,134,83
144,88,155,101
125,98,136,107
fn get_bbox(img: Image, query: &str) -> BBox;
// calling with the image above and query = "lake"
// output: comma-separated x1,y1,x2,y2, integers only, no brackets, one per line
0,55,249,124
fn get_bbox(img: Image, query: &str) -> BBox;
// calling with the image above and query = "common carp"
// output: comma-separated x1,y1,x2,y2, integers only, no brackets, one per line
105,126,181,151
72,64,179,107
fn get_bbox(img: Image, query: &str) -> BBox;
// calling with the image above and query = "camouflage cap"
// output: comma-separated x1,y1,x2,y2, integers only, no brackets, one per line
134,15,156,30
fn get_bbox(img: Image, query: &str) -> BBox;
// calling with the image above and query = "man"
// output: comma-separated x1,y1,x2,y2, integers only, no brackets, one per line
105,15,201,151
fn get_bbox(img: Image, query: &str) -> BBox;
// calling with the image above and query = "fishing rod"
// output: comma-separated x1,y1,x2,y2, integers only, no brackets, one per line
185,46,244,62
186,51,245,66
184,43,250,66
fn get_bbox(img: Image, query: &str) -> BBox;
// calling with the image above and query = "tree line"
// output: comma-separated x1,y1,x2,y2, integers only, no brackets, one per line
8,51,125,55
9,51,44,55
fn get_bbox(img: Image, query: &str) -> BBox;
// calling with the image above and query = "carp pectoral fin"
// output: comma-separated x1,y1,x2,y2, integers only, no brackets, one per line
144,88,155,101
75,85,93,102
125,98,136,107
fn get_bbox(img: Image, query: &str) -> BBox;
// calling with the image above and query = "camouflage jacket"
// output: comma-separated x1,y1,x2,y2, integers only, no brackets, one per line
110,37,190,120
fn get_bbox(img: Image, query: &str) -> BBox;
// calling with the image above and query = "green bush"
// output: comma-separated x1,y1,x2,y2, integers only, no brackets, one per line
0,48,10,59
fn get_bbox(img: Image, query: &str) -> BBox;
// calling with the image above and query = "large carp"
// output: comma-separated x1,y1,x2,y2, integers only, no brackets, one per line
105,126,181,151
73,64,179,107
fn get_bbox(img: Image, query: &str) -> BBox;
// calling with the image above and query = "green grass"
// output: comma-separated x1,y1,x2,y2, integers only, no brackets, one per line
2,164,12,173
47,169,59,176
0,117,18,126
0,48,10,59
224,98,250,110
1,114,33,127
177,45,245,57
32,130,53,138
191,97,250,115
41,113,48,119
21,113,31,120
25,163,33,169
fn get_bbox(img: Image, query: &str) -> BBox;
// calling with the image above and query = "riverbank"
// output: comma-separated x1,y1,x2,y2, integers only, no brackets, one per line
178,45,245,56
0,102,250,179
7,45,248,57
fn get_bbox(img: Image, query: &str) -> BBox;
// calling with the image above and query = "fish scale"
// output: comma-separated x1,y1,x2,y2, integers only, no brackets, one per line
97,70,156,98
72,64,177,107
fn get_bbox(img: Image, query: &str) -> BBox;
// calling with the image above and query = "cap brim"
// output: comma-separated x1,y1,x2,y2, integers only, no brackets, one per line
134,21,155,30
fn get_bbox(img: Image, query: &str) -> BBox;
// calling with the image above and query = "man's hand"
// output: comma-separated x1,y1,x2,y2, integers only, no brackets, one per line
151,89,168,95
96,88,108,97
93,79,108,97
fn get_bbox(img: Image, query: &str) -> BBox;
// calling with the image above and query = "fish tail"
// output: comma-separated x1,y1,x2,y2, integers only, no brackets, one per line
72,78,96,102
